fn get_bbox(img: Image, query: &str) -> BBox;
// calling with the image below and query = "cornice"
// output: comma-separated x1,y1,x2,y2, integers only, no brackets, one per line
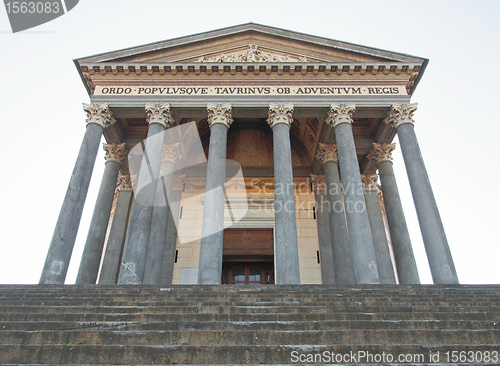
80,62,422,77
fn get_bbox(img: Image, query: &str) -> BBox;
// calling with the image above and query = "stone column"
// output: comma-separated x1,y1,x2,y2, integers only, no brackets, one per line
268,103,300,284
98,174,133,284
40,103,115,284
118,103,173,284
315,144,355,284
75,143,127,284
198,103,233,284
368,143,420,284
326,103,380,284
385,103,458,284
311,175,335,284
144,143,181,285
361,174,397,284
161,176,184,285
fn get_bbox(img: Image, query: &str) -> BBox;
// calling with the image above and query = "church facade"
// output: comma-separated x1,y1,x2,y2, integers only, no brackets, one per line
39,24,458,286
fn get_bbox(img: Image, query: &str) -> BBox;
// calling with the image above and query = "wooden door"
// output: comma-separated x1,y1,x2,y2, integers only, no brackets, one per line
222,229,274,284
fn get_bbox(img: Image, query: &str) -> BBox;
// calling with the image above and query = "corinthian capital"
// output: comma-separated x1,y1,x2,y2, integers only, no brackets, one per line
172,174,187,190
316,143,339,164
367,142,396,164
310,174,326,193
83,103,116,128
267,103,294,128
384,103,418,128
361,174,379,192
207,103,233,128
161,142,182,163
117,173,133,191
325,103,356,128
103,143,127,163
145,103,174,128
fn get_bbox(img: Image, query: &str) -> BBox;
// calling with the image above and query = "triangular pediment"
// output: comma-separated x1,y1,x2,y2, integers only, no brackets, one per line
76,23,426,65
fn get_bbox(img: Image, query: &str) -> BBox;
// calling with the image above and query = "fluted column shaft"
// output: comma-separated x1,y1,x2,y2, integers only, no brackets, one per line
76,143,127,284
40,103,115,284
361,174,397,284
98,175,133,284
316,144,355,284
118,103,172,284
198,103,233,284
327,103,380,284
268,103,300,284
311,175,335,284
386,103,458,284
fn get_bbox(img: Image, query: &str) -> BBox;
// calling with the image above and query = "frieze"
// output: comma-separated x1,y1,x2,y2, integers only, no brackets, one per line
95,85,407,97
182,177,311,193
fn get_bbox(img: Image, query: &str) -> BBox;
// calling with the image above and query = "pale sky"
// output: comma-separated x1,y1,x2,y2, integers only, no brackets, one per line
0,0,498,285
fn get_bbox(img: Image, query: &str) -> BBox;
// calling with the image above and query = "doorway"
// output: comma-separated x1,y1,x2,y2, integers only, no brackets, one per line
221,228,274,285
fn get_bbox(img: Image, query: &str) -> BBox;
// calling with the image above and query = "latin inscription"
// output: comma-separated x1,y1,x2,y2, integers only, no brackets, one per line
95,85,407,96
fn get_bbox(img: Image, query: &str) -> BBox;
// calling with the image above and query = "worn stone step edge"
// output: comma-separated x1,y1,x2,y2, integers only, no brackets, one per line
1,304,497,314
1,319,498,332
1,364,494,366
2,289,499,297
0,297,500,307
2,329,499,346
1,285,498,295
1,344,498,365
1,287,497,297
2,311,499,322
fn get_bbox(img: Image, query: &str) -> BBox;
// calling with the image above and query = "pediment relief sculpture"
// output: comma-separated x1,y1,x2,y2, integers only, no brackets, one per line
197,44,308,63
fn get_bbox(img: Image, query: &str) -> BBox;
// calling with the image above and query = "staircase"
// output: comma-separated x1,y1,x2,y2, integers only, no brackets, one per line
0,284,498,365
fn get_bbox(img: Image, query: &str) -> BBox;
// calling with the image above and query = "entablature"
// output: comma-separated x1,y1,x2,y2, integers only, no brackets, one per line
80,62,422,96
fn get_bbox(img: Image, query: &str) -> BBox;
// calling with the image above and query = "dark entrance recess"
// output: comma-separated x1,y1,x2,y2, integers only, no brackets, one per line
221,228,274,284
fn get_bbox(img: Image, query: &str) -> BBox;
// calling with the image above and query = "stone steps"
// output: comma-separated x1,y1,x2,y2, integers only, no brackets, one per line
2,328,499,345
0,284,497,296
2,344,499,364
2,304,498,316
1,310,498,323
0,284,499,365
2,298,498,306
2,319,498,331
